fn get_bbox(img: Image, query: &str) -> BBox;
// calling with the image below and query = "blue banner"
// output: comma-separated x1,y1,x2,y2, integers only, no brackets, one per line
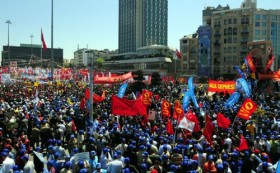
182,92,191,112
187,77,199,108
117,83,128,98
236,78,251,97
224,92,240,108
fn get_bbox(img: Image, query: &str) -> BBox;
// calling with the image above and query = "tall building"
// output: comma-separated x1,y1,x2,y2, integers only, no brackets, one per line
119,0,168,53
205,0,280,78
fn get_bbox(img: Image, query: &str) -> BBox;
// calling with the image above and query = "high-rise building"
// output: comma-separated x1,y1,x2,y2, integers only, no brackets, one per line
204,0,280,78
118,0,168,54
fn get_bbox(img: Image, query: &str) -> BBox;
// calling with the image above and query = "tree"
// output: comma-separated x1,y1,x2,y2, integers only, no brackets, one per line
129,70,146,94
150,72,162,86
95,57,104,70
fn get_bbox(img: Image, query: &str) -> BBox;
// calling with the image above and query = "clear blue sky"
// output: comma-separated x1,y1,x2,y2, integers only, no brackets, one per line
0,0,278,60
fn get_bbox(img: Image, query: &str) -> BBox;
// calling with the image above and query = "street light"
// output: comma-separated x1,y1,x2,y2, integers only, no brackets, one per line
30,34,34,57
51,0,54,80
5,20,11,73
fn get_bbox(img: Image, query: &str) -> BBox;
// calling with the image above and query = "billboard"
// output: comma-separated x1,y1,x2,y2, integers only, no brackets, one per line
197,26,211,77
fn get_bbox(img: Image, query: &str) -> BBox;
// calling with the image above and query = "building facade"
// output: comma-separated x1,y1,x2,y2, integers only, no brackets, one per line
1,44,63,67
118,0,168,53
179,34,198,76
206,0,280,78
73,49,109,67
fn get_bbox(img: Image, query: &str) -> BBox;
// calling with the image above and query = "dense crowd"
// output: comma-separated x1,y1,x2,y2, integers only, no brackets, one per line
0,80,279,173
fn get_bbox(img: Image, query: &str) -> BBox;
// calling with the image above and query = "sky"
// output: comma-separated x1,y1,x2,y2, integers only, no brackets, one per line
0,0,278,60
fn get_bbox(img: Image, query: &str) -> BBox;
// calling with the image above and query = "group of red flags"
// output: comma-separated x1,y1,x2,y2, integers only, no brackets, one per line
80,86,257,151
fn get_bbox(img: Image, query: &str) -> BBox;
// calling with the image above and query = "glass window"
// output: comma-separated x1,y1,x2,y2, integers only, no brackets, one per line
262,22,266,27
262,30,266,35
261,15,266,20
271,15,277,20
255,22,260,27
255,30,260,35
224,19,227,25
255,14,260,20
271,22,276,27
233,18,237,24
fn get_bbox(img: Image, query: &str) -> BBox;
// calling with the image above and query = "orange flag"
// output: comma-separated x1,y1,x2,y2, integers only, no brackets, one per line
142,89,153,106
173,100,183,119
161,99,171,118
166,119,174,135
237,98,258,120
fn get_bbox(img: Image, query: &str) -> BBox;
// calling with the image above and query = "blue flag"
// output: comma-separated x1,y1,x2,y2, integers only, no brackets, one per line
182,92,191,112
224,92,240,108
117,83,128,98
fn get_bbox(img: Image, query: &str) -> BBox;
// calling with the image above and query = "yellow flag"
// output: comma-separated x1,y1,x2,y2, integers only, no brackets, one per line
67,98,73,105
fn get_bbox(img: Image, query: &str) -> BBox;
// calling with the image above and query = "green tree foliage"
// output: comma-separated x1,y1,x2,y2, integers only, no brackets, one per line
150,72,162,86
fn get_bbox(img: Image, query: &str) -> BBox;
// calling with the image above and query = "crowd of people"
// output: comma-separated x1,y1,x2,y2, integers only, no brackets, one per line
0,79,279,173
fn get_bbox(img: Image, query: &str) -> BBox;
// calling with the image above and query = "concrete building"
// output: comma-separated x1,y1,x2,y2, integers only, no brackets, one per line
179,34,198,76
118,0,168,53
202,0,280,78
73,49,109,67
1,44,63,67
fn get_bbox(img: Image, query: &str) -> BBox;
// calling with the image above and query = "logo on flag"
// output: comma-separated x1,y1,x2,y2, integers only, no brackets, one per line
178,117,195,132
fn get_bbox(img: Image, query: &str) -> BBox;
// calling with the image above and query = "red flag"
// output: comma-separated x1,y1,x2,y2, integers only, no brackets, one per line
84,88,106,103
203,114,214,144
185,110,200,132
239,134,249,151
166,119,174,135
246,54,256,73
111,95,147,116
217,113,231,129
80,98,86,110
71,120,77,132
237,98,258,120
41,29,47,51
176,49,182,59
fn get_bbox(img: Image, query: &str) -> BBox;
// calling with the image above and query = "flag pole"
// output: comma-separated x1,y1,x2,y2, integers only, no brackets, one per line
40,29,43,67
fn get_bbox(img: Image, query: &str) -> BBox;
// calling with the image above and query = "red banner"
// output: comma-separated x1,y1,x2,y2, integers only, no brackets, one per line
161,99,171,118
111,95,147,116
246,54,256,73
208,80,235,94
142,89,153,106
94,72,132,84
237,98,258,120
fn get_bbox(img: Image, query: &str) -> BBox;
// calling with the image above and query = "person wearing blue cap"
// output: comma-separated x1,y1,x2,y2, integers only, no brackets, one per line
89,150,98,172
122,157,139,173
60,161,71,173
55,140,66,160
256,161,275,173
203,154,217,173
107,153,123,173
170,146,183,166
136,145,147,168
22,155,35,173
100,148,112,170
1,151,15,173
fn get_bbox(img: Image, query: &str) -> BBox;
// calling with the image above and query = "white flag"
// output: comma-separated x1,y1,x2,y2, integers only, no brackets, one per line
178,117,195,132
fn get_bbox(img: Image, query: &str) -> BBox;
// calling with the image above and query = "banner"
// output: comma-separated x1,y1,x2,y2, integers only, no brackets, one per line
237,98,258,120
117,83,128,98
161,99,171,118
94,72,132,84
246,54,256,73
142,89,153,106
236,78,251,97
111,95,147,116
187,77,199,108
208,80,235,94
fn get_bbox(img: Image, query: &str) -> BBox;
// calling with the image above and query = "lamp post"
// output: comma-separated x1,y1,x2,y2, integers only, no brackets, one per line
5,20,11,73
51,0,54,80
30,34,34,57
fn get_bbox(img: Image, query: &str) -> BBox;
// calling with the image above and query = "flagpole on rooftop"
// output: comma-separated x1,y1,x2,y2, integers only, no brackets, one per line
51,0,54,81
